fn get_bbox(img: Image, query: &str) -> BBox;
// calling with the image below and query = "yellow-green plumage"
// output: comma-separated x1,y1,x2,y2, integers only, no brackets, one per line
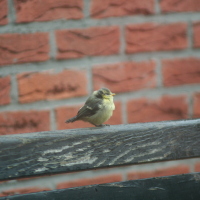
65,88,115,127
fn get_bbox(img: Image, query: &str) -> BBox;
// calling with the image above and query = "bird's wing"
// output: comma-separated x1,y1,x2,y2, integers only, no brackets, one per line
76,97,101,119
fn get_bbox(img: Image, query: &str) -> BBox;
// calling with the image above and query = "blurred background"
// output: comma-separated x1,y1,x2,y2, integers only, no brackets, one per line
0,0,200,197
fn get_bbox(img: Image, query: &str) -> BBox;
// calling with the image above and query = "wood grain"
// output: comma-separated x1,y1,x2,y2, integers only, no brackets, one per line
0,119,200,180
1,172,200,200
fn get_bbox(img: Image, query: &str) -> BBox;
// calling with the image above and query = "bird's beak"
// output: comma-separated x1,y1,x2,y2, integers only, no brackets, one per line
111,93,116,96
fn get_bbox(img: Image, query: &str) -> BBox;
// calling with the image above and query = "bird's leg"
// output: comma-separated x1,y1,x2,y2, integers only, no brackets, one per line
90,122,100,127
95,124,110,127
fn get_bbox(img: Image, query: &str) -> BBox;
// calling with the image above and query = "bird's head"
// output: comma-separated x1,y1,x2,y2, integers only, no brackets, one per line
95,88,116,100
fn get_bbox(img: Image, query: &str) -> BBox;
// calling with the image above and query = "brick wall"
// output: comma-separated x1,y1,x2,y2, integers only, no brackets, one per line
0,0,200,197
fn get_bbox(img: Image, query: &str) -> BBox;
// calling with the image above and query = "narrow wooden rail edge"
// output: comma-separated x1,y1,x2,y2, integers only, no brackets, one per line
0,119,200,180
1,172,200,200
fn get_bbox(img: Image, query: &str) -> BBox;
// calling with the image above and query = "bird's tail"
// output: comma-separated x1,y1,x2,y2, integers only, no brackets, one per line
65,116,78,123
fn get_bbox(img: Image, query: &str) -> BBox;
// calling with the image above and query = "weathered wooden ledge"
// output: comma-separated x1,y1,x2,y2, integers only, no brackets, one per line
2,172,200,200
0,119,200,180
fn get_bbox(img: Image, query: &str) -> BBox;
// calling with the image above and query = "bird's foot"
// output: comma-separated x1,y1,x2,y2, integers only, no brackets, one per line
95,124,110,127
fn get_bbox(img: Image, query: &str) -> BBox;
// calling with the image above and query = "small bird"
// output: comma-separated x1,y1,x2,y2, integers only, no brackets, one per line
65,88,116,127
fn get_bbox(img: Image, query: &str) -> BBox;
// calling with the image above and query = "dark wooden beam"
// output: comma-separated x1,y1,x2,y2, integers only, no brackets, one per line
0,119,200,180
1,172,200,200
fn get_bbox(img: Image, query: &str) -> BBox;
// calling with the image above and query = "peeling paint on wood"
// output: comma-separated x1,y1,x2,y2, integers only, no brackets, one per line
0,119,200,181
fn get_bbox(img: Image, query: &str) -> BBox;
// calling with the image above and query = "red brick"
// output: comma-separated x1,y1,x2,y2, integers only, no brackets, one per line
0,187,50,197
163,57,200,87
193,93,200,118
127,95,188,123
57,174,122,189
195,162,200,172
17,69,88,103
193,22,200,48
56,26,120,60
126,23,187,54
0,33,49,66
91,0,154,18
0,0,8,25
93,60,156,93
0,76,10,105
160,0,200,13
14,0,83,23
56,101,122,129
127,165,189,180
0,110,50,135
